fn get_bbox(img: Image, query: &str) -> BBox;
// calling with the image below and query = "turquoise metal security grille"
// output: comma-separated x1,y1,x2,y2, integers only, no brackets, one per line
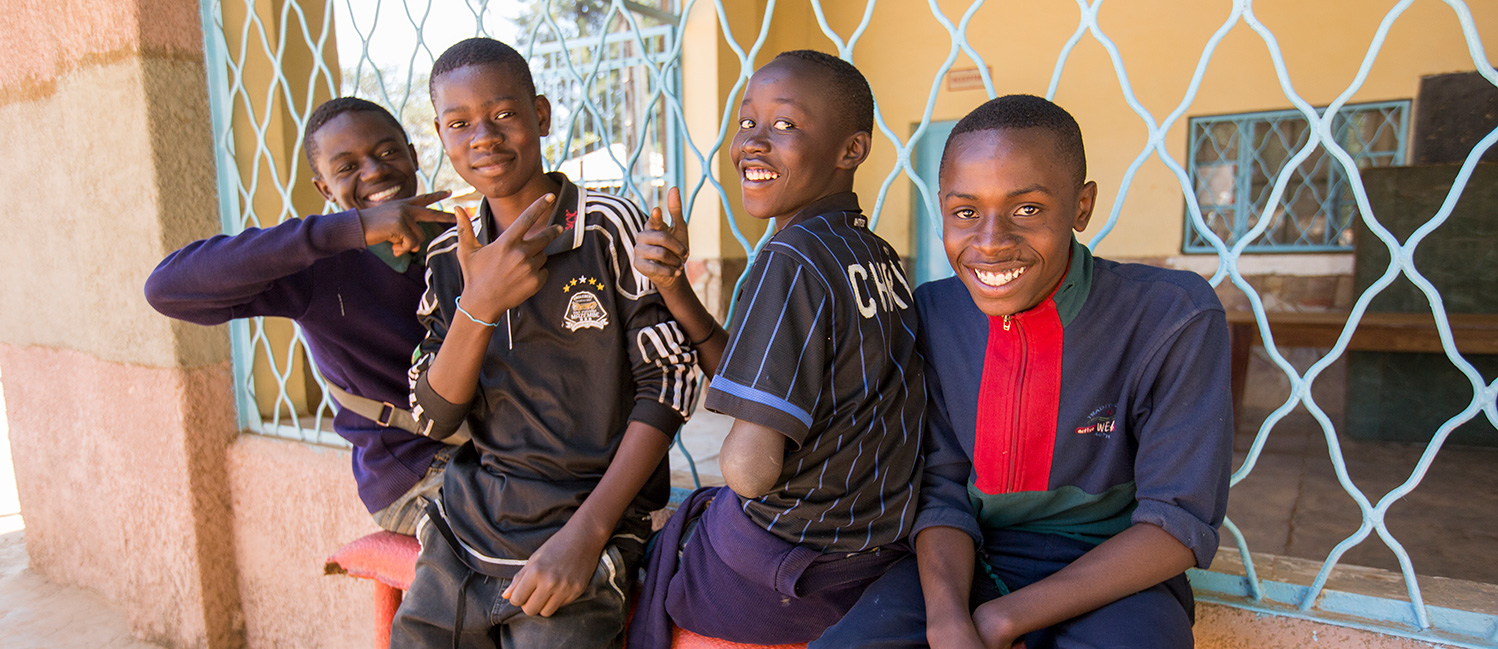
198,1,1498,645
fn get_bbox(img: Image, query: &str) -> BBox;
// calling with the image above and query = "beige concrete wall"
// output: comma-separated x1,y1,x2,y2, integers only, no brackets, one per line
227,435,376,648
0,0,245,646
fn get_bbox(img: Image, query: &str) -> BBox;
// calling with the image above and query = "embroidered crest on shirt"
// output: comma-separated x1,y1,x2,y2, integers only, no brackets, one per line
562,275,609,331
1075,403,1118,438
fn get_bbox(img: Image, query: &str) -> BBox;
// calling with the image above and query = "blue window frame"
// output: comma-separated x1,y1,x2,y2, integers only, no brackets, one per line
1184,101,1409,253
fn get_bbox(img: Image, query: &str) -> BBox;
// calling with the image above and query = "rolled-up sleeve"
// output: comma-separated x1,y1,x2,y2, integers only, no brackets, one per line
1129,310,1234,568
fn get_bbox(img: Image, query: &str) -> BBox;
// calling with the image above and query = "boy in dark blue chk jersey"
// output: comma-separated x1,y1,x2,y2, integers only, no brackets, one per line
145,98,458,535
628,50,926,648
815,96,1232,649
389,38,701,649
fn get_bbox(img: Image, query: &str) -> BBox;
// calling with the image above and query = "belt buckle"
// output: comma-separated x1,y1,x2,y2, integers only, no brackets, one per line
377,402,397,427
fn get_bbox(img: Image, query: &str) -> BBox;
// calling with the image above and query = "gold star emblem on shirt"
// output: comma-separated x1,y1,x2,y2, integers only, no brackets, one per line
563,276,604,293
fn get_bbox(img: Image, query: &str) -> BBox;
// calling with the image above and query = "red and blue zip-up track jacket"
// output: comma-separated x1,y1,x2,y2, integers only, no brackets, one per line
912,240,1233,569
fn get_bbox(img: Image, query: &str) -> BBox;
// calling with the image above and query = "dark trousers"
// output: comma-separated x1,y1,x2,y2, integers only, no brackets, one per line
810,529,1195,649
389,521,631,649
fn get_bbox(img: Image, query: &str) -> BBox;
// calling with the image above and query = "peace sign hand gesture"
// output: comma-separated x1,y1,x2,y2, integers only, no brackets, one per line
453,193,563,323
359,190,456,257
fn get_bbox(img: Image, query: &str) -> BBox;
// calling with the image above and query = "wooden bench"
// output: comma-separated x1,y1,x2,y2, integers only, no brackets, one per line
1226,310,1498,414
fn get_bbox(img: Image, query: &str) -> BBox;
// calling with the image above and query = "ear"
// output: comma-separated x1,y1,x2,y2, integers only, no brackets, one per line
1073,181,1098,232
837,130,872,171
312,176,334,203
534,95,553,137
407,142,421,172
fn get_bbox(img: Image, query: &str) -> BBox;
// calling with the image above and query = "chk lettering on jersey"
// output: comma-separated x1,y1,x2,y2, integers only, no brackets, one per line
846,261,913,319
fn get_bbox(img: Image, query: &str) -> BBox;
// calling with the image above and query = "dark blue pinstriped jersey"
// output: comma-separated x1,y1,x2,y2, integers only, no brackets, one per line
704,192,926,553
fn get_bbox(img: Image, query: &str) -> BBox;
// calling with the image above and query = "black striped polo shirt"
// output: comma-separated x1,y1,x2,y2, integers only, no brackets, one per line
705,192,926,553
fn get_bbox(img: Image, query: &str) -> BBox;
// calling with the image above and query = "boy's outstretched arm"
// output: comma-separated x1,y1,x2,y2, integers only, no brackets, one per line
632,187,727,374
971,524,1194,648
504,420,672,617
144,192,453,325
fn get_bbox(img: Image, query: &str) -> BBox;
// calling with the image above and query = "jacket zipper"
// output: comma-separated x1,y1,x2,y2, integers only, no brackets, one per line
1008,315,1026,492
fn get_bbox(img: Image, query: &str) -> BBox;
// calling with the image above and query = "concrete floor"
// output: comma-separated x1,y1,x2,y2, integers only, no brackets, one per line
0,352,1492,648
1225,348,1498,585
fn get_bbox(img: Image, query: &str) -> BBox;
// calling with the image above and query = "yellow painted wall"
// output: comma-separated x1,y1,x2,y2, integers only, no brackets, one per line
688,0,1496,261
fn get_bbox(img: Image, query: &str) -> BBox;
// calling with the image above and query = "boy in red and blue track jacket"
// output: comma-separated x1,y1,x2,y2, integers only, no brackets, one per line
815,95,1233,649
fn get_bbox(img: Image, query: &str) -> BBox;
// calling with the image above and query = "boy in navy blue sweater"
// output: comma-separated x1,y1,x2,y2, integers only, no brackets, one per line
815,96,1233,649
145,98,457,534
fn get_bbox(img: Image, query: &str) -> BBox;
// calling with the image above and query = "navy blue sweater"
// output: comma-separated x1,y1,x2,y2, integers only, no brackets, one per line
144,209,446,512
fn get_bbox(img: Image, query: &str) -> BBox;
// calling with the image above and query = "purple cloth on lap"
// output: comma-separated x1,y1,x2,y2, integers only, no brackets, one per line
629,486,909,648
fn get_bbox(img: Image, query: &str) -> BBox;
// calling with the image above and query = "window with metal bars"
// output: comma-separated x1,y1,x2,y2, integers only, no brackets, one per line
1184,101,1409,253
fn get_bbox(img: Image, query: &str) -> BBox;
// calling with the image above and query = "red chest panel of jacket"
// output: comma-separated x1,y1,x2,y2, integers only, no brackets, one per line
973,298,1064,494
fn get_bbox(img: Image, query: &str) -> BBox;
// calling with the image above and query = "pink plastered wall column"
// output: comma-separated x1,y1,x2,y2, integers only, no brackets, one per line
0,0,245,646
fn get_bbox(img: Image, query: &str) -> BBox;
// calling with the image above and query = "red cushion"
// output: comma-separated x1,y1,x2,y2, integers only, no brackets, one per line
669,627,806,649
324,531,421,591
328,532,809,649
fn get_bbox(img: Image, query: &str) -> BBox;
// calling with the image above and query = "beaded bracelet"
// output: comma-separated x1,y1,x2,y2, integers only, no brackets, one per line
454,295,499,328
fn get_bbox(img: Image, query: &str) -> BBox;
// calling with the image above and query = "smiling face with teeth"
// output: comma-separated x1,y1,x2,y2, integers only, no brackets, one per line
310,110,421,212
940,127,1097,317
731,57,870,230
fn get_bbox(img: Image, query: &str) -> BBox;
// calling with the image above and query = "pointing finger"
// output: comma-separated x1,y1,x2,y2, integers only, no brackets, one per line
413,207,458,224
522,224,564,254
500,193,555,243
406,190,452,206
454,205,478,251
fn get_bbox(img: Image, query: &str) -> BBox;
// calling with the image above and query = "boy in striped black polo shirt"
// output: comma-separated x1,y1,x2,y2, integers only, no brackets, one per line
629,50,926,648
389,38,702,648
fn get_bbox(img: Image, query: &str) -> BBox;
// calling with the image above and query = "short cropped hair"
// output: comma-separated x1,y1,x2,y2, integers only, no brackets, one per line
430,37,536,99
772,49,874,134
942,94,1087,186
303,97,407,176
